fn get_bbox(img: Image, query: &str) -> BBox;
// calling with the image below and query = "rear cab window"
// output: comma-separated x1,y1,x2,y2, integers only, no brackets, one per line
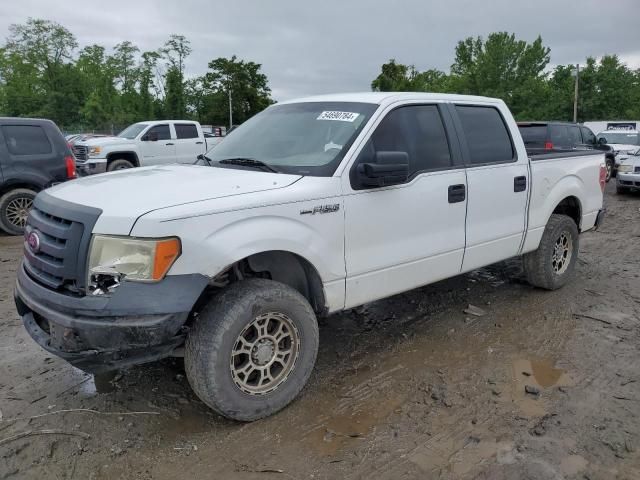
455,105,514,164
2,125,52,155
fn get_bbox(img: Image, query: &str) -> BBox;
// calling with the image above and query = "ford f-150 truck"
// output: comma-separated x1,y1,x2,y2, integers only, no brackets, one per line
72,120,206,175
15,93,606,421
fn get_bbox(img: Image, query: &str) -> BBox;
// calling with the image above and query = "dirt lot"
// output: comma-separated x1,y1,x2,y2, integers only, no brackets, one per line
1,183,639,480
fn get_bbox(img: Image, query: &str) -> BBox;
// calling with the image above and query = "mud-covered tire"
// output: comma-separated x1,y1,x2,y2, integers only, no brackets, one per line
524,214,579,291
185,279,319,421
0,188,36,235
107,159,134,171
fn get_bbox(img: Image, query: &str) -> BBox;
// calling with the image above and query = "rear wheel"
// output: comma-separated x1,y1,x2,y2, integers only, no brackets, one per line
0,188,36,235
107,159,134,171
605,158,613,182
524,214,579,290
185,279,319,421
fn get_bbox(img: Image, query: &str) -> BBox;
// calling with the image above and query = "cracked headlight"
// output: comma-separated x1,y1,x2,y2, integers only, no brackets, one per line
88,236,181,292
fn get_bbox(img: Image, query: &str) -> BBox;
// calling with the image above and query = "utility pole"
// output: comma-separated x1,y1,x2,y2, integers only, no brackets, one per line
573,63,579,123
228,86,233,130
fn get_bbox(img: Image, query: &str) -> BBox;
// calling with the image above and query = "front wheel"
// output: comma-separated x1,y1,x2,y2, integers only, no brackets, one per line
0,188,37,235
185,279,319,421
107,159,134,171
616,185,629,195
524,214,579,290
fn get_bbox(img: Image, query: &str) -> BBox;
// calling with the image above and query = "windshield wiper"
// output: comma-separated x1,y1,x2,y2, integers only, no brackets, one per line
218,157,278,173
195,153,214,166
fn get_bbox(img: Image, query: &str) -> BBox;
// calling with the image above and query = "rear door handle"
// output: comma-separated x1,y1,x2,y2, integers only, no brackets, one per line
195,141,203,144
448,184,466,203
165,143,174,146
514,176,527,192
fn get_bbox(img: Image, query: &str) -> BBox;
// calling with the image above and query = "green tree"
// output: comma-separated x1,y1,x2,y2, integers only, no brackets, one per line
164,66,186,118
205,55,273,126
449,32,550,119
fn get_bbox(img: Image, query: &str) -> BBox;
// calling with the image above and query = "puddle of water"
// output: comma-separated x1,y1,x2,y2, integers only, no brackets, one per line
512,358,572,389
506,358,573,417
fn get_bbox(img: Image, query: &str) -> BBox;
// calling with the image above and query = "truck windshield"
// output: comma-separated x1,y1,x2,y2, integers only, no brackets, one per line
596,131,640,145
118,123,149,140
205,102,378,176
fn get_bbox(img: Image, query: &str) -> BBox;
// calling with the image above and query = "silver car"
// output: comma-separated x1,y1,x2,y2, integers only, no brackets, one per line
616,147,640,194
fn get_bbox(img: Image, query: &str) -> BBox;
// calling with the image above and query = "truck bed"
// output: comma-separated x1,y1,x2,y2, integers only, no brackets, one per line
523,150,604,253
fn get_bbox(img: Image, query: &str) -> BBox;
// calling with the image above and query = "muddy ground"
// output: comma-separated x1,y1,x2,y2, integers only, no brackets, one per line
1,183,639,480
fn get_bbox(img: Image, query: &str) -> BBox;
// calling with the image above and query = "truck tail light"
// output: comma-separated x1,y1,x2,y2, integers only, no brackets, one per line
65,155,77,179
544,141,553,150
599,164,606,193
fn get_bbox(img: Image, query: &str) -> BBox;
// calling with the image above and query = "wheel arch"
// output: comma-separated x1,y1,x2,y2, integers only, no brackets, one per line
106,151,140,167
551,195,582,230
212,250,328,316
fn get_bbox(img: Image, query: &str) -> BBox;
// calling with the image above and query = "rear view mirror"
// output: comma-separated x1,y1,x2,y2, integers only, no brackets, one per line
356,151,409,188
598,137,607,145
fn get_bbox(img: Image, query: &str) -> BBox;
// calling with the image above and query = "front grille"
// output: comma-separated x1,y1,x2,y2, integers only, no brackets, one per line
73,145,88,162
635,166,640,173
23,192,101,295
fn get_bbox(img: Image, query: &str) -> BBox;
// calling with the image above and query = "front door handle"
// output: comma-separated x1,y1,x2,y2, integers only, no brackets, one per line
195,141,204,144
448,184,466,203
514,176,527,192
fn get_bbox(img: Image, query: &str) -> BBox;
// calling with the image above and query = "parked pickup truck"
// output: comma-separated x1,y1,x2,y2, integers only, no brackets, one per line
15,93,605,421
73,120,206,175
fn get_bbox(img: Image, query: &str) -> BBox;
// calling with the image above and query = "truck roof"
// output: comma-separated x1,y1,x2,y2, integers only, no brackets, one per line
280,92,504,106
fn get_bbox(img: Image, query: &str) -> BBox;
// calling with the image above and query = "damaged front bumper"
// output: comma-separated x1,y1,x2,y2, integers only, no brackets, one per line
15,263,208,373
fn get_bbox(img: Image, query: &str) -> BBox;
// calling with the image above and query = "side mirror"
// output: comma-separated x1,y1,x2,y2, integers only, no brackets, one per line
598,137,607,145
356,151,409,188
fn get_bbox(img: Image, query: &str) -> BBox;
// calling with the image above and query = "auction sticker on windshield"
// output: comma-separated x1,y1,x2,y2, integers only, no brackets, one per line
317,111,360,122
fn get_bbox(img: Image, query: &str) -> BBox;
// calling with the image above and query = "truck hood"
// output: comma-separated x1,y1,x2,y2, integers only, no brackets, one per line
46,165,302,234
77,136,133,147
609,143,638,153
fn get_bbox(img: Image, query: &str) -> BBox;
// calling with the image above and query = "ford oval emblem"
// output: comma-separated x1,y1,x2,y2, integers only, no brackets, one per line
27,231,41,253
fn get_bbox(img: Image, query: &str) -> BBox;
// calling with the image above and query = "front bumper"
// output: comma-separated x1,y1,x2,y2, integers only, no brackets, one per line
616,172,640,189
15,263,208,373
76,160,107,176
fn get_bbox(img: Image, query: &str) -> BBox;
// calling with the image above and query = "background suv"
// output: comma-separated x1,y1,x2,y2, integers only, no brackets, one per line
518,122,615,180
0,118,76,235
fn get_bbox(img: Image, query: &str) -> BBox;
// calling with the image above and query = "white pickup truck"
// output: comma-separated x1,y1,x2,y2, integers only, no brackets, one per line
73,120,207,175
15,93,605,421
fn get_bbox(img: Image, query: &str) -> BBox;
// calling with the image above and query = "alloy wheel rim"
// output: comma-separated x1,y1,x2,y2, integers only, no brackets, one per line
552,231,572,275
5,196,33,228
230,312,300,395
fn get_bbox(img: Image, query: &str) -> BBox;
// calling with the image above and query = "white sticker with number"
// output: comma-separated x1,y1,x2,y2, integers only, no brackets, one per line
317,111,360,122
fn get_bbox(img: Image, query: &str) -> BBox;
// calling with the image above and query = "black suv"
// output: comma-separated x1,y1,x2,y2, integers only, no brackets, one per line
518,122,615,180
0,118,76,235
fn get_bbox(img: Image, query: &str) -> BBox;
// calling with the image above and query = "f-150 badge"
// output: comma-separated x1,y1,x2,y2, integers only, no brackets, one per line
300,204,340,215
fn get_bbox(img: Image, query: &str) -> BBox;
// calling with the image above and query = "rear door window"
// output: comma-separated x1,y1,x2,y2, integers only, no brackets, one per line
175,123,199,139
455,106,514,164
568,126,582,146
2,125,52,155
